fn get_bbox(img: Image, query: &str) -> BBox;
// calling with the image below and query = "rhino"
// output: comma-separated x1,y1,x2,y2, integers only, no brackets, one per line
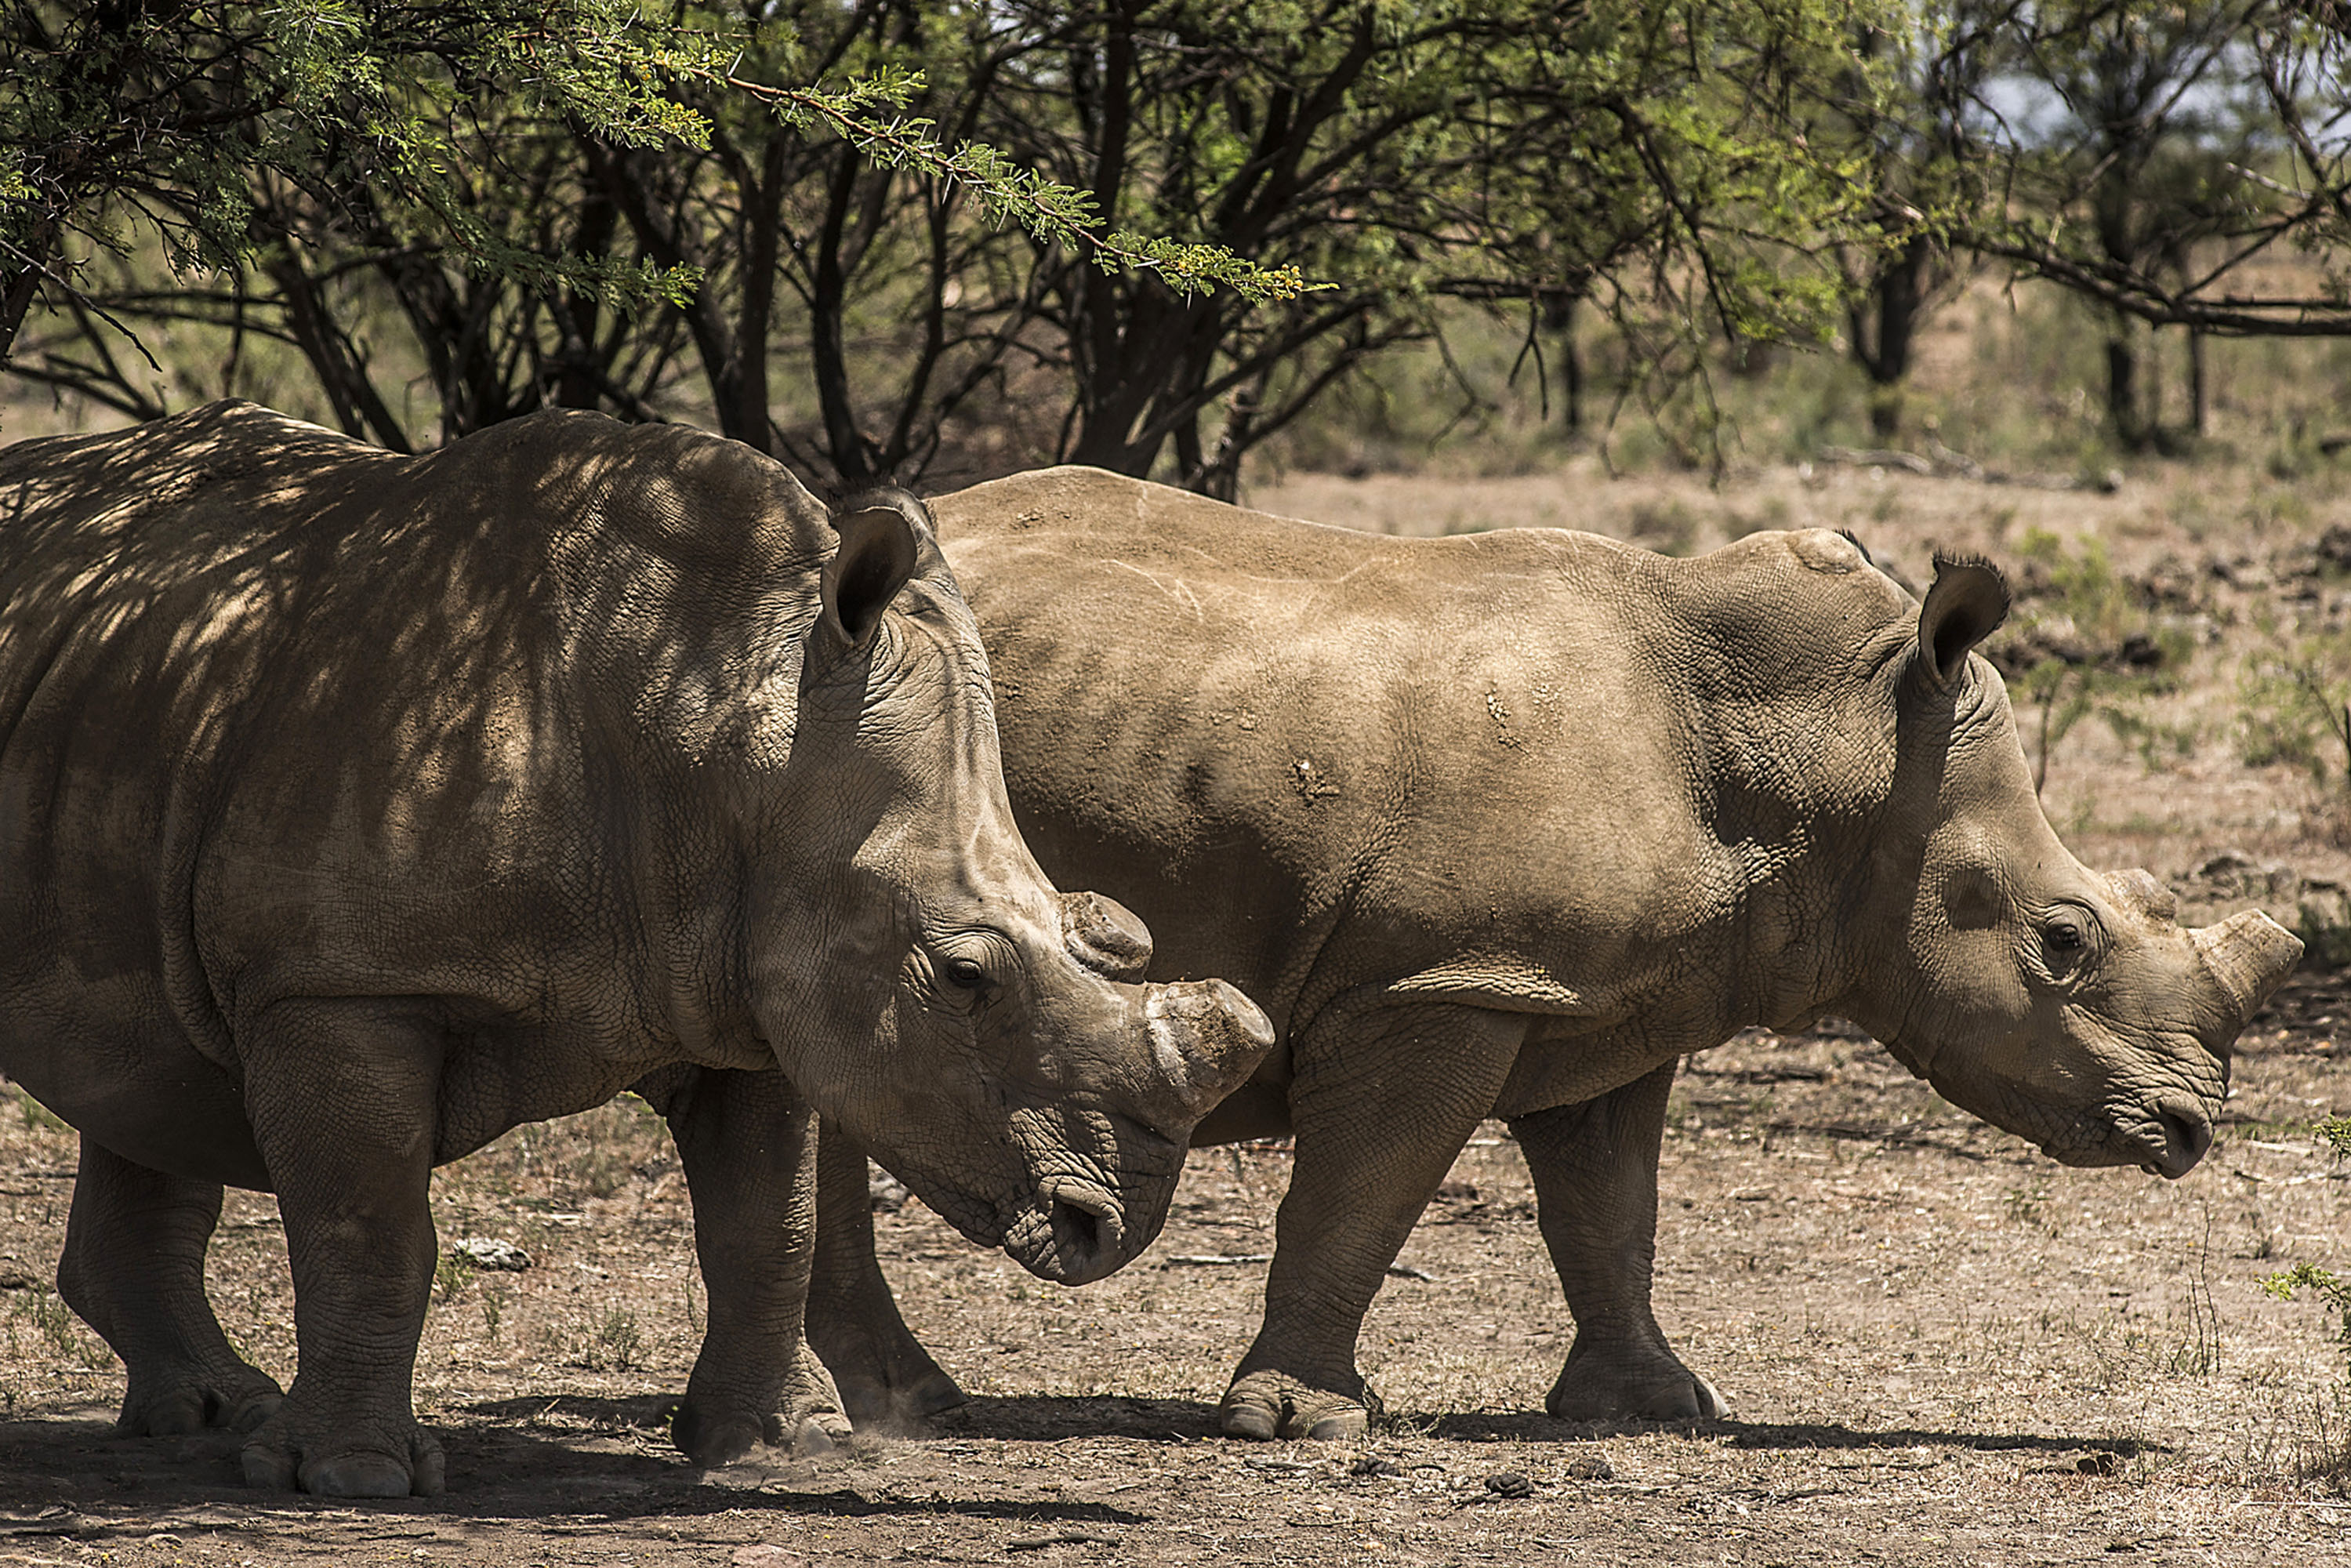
796,466,2302,1440
0,409,1272,1497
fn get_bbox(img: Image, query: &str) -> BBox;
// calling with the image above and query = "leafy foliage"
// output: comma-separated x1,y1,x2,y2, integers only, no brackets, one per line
1974,1,2351,345
2239,596,2351,789
27,2,2346,485
2,0,1921,484
1988,527,2190,795
0,0,1306,416
2266,1119,2351,1394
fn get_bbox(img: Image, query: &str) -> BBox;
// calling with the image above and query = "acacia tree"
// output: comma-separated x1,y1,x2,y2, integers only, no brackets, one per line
0,2,721,383
1829,2,2023,438
1960,2,2351,445
924,0,1902,495
1,0,1299,444
593,0,1903,495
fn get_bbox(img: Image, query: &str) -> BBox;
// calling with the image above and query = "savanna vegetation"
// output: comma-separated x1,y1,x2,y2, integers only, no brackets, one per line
10,2,2351,489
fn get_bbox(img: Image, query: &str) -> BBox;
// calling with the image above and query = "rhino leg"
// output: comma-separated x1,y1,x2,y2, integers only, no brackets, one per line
56,1138,284,1437
805,1122,968,1431
233,1000,446,1498
637,1065,850,1465
1222,1004,1523,1441
1510,1061,1729,1422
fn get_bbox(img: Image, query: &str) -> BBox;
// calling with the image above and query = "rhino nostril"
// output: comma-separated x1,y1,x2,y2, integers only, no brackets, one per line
1050,1198,1102,1262
2157,1107,2213,1174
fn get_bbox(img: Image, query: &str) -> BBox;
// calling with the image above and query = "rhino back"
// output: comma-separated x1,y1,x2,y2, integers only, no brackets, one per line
934,468,1913,1049
0,403,831,1168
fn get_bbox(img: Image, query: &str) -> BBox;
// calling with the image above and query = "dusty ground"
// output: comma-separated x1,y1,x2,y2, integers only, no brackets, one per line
8,458,2351,1565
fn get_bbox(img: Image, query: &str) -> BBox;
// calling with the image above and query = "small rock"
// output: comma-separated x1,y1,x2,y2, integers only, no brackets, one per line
2197,848,2262,879
2319,524,2351,575
1349,1457,1404,1478
1485,1472,1533,1499
1566,1454,1614,1481
448,1236,532,1272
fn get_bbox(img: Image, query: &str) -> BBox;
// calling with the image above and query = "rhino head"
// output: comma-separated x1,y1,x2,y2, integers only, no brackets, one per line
702,486,1272,1285
1836,554,2301,1179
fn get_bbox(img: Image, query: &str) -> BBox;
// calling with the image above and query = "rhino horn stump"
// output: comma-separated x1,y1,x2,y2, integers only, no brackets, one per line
2193,909,2304,1026
1146,981,1277,1121
1061,891,1153,982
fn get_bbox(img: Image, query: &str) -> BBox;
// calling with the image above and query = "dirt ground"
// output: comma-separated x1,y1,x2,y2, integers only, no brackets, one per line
8,458,2351,1566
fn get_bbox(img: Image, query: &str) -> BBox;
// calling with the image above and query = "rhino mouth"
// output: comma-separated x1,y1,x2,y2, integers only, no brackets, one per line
2130,1099,2215,1179
2039,1096,2215,1180
1001,1178,1130,1286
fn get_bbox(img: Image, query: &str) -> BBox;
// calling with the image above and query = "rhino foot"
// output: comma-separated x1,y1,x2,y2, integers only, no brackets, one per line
119,1366,283,1438
831,1364,969,1432
674,1345,859,1465
669,1404,856,1466
808,1312,969,1432
239,1415,444,1497
1219,1370,1380,1442
1545,1344,1729,1423
670,1405,767,1468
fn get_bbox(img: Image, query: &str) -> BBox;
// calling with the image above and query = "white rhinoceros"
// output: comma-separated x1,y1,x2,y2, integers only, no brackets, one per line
0,410,1272,1497
798,466,2302,1440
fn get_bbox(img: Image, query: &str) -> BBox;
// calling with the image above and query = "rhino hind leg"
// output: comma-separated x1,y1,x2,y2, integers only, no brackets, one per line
1221,1004,1526,1441
56,1138,284,1437
637,1066,851,1465
805,1124,968,1432
1511,1062,1731,1424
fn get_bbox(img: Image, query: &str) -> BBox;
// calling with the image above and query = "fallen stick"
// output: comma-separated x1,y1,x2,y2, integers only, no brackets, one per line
1163,1251,1437,1281
1007,1526,1119,1551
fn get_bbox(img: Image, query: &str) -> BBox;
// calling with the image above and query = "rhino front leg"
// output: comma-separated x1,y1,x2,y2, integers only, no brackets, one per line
636,1065,848,1465
234,1000,444,1497
1222,1004,1523,1441
56,1138,284,1437
805,1121,968,1430
1509,1060,1729,1421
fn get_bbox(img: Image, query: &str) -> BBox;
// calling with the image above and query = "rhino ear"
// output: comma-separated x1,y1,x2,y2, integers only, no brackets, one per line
822,488,925,649
1914,553,2010,688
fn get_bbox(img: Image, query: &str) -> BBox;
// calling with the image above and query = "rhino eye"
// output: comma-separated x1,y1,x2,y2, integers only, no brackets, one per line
2041,908,2096,976
941,956,989,992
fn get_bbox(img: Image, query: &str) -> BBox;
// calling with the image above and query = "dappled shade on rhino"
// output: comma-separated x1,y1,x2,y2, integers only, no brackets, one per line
800,466,2301,1439
0,409,1272,1497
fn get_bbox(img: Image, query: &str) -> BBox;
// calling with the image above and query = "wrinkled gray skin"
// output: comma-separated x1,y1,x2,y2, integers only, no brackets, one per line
0,412,1271,1497
802,466,2303,1439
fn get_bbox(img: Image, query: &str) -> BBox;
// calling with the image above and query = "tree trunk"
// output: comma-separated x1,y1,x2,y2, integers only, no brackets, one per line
1547,296,1583,434
2105,326,2148,452
553,189,618,411
2188,327,2208,437
270,256,412,452
0,258,47,372
1850,236,1928,441
809,146,882,479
